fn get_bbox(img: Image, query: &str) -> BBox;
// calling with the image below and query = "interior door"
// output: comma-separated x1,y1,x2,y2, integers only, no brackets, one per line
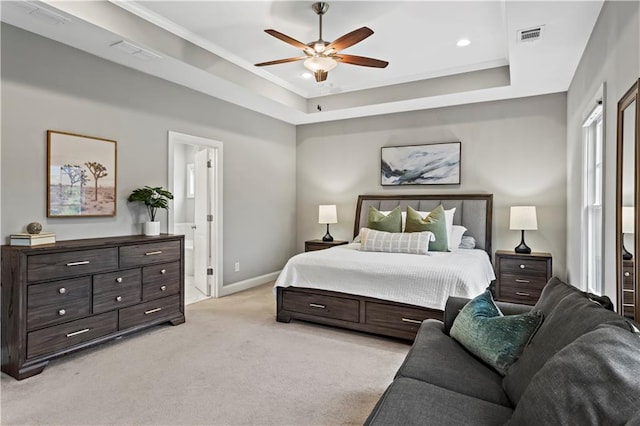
194,149,209,296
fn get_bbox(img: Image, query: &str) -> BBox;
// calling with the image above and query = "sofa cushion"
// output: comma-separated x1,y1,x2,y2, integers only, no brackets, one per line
507,324,640,425
396,320,512,407
450,290,543,375
364,377,514,426
503,277,634,405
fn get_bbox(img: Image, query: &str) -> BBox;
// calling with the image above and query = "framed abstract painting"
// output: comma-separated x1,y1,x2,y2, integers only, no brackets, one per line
47,130,117,217
381,142,461,186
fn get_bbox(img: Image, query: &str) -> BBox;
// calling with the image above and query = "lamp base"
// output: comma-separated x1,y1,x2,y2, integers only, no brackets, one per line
322,224,334,242
623,244,633,260
514,230,531,254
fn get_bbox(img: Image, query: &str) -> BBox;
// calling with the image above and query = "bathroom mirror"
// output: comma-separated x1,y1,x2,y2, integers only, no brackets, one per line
616,79,639,320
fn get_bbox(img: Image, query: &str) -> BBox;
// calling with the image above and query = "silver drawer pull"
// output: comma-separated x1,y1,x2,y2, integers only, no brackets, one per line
145,251,163,256
160,269,167,275
145,307,162,315
515,291,531,297
401,318,423,324
66,328,89,338
58,309,66,316
309,303,326,309
116,296,123,302
160,285,167,291
623,303,635,307
624,272,631,277
515,279,530,283
520,264,526,269
66,260,90,266
116,277,123,283
58,287,66,294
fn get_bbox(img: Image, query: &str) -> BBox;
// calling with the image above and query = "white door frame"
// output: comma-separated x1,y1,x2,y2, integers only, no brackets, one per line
168,131,223,298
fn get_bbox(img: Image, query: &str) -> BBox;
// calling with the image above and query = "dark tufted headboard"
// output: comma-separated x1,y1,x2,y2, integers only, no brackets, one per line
354,194,493,255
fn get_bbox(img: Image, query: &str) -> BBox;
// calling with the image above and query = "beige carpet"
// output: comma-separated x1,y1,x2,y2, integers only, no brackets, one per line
1,283,410,425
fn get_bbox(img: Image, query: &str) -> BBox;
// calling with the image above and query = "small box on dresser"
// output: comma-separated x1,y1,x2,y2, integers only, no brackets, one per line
494,250,552,305
1,234,185,380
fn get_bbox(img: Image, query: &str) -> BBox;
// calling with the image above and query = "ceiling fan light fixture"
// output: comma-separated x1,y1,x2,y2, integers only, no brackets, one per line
304,56,337,73
313,42,326,53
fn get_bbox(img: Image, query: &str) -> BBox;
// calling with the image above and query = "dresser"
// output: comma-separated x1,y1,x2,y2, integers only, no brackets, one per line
1,234,185,380
304,239,349,252
621,259,636,319
494,250,552,305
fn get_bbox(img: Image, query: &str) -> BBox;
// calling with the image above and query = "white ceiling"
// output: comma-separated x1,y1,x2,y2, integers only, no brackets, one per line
1,1,604,125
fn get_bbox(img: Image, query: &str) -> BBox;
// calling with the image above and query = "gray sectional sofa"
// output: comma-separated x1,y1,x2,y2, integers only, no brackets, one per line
365,277,640,425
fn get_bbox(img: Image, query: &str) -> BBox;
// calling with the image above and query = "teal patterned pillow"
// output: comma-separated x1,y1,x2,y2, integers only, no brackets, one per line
450,290,543,375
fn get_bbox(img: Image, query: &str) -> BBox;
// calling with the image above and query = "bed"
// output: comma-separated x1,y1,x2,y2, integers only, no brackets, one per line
275,194,494,340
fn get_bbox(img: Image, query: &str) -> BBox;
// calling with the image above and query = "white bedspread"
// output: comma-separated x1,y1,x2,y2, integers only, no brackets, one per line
274,243,495,311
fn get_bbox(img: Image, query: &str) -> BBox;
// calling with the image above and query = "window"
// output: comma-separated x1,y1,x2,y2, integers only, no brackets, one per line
582,101,604,294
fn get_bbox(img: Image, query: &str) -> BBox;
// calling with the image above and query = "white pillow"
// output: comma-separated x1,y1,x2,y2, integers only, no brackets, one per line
360,228,435,255
449,225,467,250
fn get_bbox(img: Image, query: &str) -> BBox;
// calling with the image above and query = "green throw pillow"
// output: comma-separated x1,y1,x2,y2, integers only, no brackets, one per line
405,205,448,251
450,290,543,375
367,206,402,233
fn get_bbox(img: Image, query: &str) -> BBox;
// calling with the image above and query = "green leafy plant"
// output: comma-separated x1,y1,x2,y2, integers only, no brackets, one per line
127,186,174,222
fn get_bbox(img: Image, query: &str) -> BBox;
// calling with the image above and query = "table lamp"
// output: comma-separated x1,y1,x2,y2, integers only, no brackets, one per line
510,206,537,254
319,205,338,242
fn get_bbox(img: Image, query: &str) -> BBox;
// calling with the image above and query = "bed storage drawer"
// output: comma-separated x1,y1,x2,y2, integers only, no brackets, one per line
365,302,433,332
280,290,359,322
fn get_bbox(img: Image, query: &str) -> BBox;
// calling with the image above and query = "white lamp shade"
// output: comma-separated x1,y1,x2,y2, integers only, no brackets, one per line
510,206,538,230
622,206,635,234
318,205,338,224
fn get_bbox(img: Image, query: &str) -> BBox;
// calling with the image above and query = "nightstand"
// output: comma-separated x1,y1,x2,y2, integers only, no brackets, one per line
305,239,349,252
494,250,552,305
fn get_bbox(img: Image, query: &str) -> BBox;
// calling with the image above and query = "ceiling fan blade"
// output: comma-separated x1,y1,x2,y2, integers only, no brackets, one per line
255,57,307,67
264,29,309,50
326,27,374,52
335,54,389,68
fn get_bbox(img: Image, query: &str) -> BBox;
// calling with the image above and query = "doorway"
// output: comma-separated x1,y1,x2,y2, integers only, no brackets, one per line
168,131,223,304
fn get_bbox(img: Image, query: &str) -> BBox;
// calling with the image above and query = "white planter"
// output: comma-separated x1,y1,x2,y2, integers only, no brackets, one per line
144,221,160,236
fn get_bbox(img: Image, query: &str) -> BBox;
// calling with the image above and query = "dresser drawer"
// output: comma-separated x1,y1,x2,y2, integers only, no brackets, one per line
499,258,548,277
142,261,181,301
27,277,92,330
118,294,182,330
93,269,141,314
27,311,118,359
119,241,181,268
365,302,432,332
281,290,359,322
27,248,118,282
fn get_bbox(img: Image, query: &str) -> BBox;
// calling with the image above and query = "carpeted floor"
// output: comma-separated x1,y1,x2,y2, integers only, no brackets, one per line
1,283,410,425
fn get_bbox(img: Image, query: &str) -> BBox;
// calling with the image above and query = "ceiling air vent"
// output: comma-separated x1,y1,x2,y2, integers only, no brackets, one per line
517,25,545,43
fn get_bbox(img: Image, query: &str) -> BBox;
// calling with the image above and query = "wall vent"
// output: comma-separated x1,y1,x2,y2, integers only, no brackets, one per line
517,25,545,43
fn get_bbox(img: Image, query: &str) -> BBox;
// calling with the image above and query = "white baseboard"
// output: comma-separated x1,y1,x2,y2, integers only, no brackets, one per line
219,270,281,297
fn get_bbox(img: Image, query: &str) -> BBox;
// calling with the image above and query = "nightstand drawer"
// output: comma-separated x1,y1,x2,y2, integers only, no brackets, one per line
497,273,547,289
623,267,634,290
499,258,548,277
497,283,542,304
304,240,349,252
365,302,432,332
281,290,359,322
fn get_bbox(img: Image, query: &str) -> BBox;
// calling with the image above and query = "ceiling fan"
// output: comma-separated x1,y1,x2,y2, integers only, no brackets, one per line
255,2,389,82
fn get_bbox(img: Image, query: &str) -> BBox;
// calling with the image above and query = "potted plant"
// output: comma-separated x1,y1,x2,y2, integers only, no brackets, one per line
127,186,174,236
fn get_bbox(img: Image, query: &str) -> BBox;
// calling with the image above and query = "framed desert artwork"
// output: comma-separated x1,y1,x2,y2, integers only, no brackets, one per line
47,131,117,217
381,142,461,186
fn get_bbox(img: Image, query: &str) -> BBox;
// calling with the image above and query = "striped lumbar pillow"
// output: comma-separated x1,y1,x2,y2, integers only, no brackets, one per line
360,228,434,255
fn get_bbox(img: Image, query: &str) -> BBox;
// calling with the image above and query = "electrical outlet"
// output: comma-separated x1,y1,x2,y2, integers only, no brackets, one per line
234,262,240,272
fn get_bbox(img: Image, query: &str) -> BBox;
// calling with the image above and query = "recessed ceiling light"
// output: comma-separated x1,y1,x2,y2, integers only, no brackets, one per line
457,38,471,47
301,72,313,79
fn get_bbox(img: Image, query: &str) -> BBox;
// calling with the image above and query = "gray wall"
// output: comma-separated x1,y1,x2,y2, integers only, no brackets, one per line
297,94,568,278
1,24,297,286
566,1,640,301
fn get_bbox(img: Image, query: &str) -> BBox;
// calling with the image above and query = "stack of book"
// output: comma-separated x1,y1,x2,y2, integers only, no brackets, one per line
10,232,56,246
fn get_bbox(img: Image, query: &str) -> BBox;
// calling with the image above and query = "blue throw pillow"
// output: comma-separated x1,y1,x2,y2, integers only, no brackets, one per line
450,290,543,375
